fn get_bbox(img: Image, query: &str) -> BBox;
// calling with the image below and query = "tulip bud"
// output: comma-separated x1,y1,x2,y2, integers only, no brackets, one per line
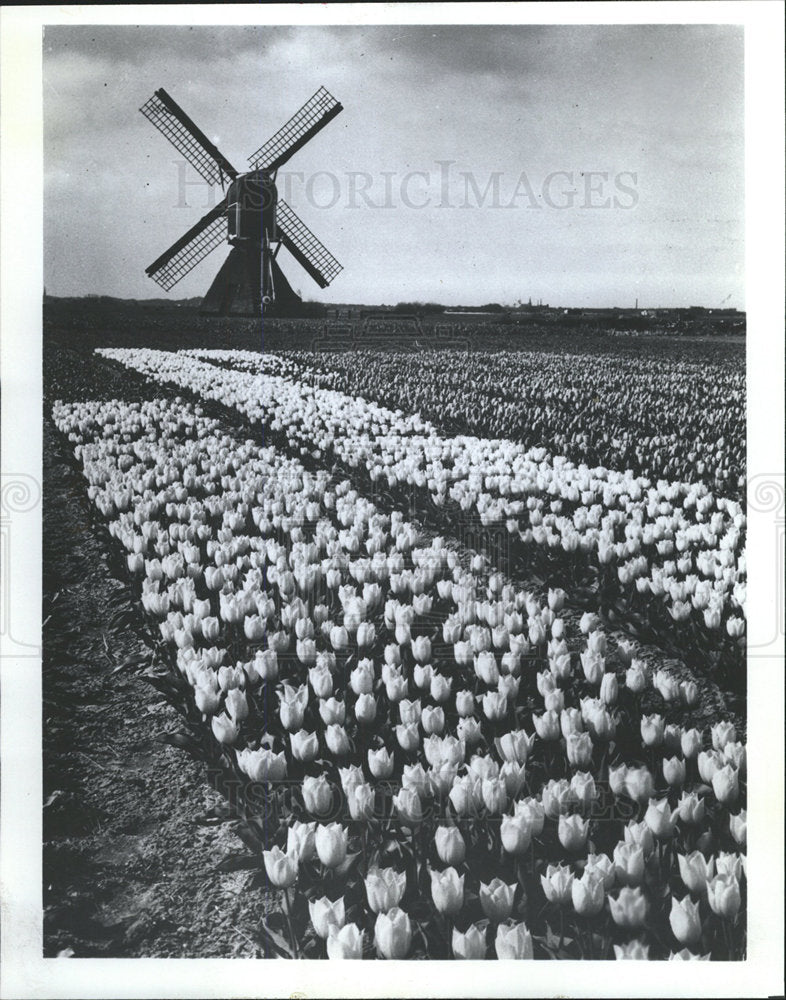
533,710,561,741
584,852,615,890
680,728,702,759
641,713,665,747
354,692,377,725
565,732,593,769
558,813,589,852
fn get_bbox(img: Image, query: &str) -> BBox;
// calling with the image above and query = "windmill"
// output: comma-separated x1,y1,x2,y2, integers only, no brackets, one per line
140,87,344,315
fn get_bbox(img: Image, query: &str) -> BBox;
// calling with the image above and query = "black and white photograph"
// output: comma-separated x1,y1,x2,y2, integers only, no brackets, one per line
0,3,783,997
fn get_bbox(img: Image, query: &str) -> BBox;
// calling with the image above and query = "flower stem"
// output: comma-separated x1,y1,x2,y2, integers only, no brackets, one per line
282,887,300,959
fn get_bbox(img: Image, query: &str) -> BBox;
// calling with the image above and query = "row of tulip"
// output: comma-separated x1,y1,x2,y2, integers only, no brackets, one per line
97,348,746,678
51,392,746,959
183,345,744,496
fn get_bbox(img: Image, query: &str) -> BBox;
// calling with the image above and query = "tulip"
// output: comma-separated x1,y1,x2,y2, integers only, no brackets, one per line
399,698,422,726
430,673,452,703
599,672,618,705
315,823,348,869
653,670,681,702
194,684,221,715
558,813,589,852
570,771,596,809
711,763,739,804
584,852,615,891
326,923,364,959
290,729,319,762
302,774,334,817
495,921,533,959
623,820,655,856
608,764,628,796
678,851,715,895
237,746,287,783
663,724,682,754
452,923,487,960
729,809,747,846
541,778,572,818
365,866,407,914
395,722,421,753
613,842,645,886
480,878,517,922
625,663,648,693
374,908,412,959
308,664,334,699
540,864,574,905
435,826,466,866
325,724,350,757
532,710,560,741
676,791,705,825
680,728,702,759
663,756,686,787
482,691,508,720
645,797,678,839
393,787,423,826
716,852,744,882
350,661,374,695
211,712,239,745
624,767,655,804
338,764,365,797
500,813,532,856
430,867,464,916
348,689,376,725
641,713,665,747
287,821,317,862
698,749,723,783
457,717,482,745
348,782,375,822
680,680,699,707
609,886,648,928
309,896,346,939
263,845,298,888
571,871,605,916
669,948,711,960
319,697,346,727
515,797,545,836
614,940,650,959
565,732,593,769
707,873,741,919
421,706,445,736
497,730,531,766
722,741,746,773
368,746,395,779
413,663,434,690
455,689,475,717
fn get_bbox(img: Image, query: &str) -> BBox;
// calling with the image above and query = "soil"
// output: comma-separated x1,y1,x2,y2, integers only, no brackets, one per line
42,416,276,957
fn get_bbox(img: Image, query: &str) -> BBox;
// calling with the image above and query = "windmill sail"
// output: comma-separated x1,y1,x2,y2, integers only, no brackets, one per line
140,89,238,186
145,197,229,291
248,87,343,171
276,200,343,289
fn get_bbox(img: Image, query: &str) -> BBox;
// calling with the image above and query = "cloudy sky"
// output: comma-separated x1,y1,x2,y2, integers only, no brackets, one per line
43,23,744,307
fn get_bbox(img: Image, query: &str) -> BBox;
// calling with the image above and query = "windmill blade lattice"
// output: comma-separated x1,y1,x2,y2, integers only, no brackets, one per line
276,200,343,289
146,199,229,291
140,89,238,186
248,87,343,172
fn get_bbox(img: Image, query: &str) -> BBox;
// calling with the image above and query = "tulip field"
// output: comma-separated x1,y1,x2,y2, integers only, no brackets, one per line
46,333,746,960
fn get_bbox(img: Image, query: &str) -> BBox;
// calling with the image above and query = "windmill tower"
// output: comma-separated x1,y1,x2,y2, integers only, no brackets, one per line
140,87,344,315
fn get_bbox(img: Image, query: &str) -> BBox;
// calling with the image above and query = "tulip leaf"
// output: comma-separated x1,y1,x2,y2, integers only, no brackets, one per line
258,918,293,959
215,853,264,873
334,850,361,877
